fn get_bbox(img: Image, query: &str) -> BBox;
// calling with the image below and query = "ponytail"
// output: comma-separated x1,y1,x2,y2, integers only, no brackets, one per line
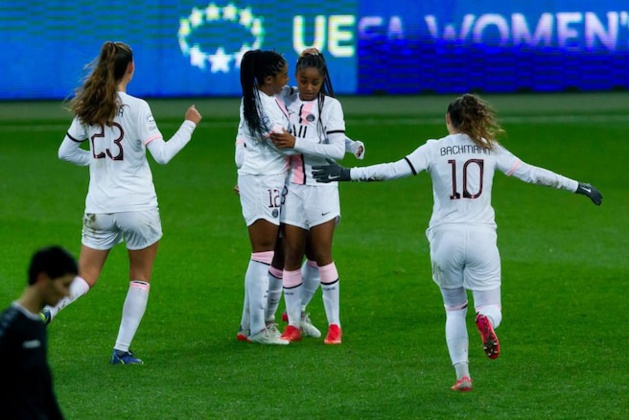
240,50,264,138
69,41,133,127
240,49,287,139
446,93,504,149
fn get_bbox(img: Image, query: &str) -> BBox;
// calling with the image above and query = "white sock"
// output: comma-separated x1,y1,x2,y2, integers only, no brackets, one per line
246,252,272,336
239,283,249,331
478,305,502,329
282,269,303,328
46,275,90,321
319,262,340,327
114,281,150,352
473,287,502,329
265,266,283,323
300,260,320,311
445,305,469,376
454,362,470,380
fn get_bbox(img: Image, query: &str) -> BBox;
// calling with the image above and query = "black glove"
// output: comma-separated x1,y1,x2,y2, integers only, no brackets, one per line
575,183,602,205
312,159,351,183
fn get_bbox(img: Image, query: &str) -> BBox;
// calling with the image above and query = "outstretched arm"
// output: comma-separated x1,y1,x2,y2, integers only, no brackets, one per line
312,157,416,183
504,158,603,206
575,183,603,205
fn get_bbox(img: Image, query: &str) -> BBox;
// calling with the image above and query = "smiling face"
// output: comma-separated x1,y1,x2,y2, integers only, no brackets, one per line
296,67,324,101
266,62,289,95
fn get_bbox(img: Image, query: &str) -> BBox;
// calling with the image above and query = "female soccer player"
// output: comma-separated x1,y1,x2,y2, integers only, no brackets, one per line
312,93,602,387
236,49,292,345
235,130,364,342
269,49,350,344
44,41,202,365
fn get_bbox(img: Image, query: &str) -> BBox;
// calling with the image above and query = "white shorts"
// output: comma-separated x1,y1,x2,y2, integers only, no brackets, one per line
426,225,500,291
238,173,285,226
281,183,340,229
81,209,163,251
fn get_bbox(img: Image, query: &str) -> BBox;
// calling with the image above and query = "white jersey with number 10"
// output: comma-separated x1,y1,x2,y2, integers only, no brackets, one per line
350,133,579,229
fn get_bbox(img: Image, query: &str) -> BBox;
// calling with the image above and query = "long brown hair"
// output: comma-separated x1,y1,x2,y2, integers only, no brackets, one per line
447,93,505,150
68,41,133,127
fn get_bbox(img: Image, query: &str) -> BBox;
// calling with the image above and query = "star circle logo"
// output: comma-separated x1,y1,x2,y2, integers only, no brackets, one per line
178,3,265,73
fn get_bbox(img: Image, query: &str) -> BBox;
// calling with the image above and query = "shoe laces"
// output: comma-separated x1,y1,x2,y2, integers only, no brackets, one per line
301,312,313,325
266,323,280,334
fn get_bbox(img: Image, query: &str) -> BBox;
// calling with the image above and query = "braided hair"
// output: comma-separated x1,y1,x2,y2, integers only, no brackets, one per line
240,49,287,139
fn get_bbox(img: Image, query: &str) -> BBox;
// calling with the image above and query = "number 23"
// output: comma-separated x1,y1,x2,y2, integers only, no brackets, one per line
90,123,124,161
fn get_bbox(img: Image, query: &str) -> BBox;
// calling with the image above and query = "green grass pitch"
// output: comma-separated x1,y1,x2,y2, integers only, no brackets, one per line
0,92,627,418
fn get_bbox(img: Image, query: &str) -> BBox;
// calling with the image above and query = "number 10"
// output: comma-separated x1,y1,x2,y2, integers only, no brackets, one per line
448,158,484,200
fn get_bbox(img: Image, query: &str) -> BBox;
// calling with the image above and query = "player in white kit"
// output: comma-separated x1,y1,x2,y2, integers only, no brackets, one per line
269,49,349,344
236,49,293,345
235,123,364,342
42,41,203,365
312,93,602,389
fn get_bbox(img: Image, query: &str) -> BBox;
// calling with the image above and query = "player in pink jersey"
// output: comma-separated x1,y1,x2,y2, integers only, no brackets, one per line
43,41,202,365
313,93,602,389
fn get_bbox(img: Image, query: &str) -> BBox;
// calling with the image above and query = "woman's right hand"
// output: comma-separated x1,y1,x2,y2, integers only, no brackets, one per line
185,105,202,124
300,47,320,56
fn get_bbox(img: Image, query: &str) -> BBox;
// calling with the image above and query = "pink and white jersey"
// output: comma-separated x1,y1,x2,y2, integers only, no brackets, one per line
282,89,345,186
66,92,161,213
350,133,579,229
237,91,291,176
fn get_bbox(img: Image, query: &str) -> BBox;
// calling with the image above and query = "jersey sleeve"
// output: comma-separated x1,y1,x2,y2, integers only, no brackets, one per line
350,142,431,182
235,122,246,169
345,137,365,159
291,98,345,159
495,145,579,192
137,100,163,145
292,132,345,160
58,117,90,166
146,120,196,164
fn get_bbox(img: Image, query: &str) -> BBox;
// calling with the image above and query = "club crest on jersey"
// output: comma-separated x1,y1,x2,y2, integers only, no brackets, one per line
306,114,315,122
178,3,264,73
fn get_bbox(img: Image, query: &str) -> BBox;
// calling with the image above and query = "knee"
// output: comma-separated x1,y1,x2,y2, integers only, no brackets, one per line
284,247,304,269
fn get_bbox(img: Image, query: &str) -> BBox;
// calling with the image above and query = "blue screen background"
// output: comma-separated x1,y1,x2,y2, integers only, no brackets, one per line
1,0,628,99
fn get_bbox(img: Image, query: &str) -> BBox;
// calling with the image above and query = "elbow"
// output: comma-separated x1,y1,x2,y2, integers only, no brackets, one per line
58,150,70,162
153,156,170,165
332,146,345,160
